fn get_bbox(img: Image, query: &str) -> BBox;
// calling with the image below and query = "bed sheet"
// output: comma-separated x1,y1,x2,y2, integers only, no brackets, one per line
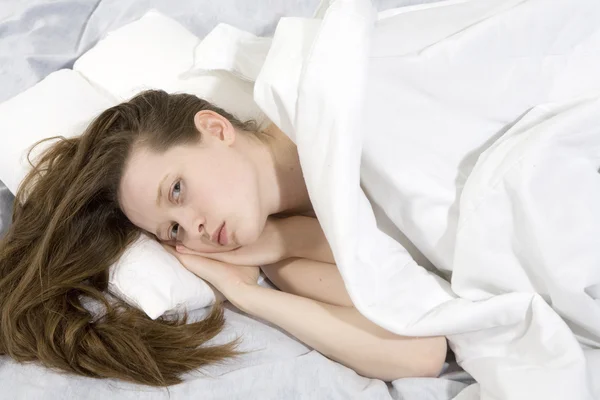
0,303,468,400
0,183,11,238
0,0,467,398
0,0,435,104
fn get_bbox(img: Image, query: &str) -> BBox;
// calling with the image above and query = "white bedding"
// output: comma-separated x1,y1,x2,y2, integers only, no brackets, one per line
0,1,470,399
0,303,468,399
8,0,597,398
250,0,600,399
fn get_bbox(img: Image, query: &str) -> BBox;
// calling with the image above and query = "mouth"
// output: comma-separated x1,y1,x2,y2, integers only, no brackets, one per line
212,222,227,246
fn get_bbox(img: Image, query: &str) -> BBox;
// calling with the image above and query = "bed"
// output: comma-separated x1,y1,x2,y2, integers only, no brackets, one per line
0,0,473,399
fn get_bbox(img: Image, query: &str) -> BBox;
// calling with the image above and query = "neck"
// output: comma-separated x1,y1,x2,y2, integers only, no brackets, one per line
254,123,312,217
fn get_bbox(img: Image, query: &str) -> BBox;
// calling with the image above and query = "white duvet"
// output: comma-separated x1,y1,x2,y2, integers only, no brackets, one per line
246,0,600,399
3,0,599,398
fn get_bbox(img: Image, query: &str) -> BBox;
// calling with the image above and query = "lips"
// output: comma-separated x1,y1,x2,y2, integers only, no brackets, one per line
218,223,228,246
211,222,226,245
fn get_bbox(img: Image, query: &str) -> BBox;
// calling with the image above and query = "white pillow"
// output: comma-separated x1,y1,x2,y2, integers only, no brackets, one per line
0,11,272,319
73,10,269,129
110,234,216,319
0,69,216,319
72,10,199,101
0,70,115,194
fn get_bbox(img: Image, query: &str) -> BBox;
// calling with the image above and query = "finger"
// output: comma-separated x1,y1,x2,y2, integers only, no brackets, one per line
174,245,215,258
177,244,244,263
201,250,248,265
162,243,178,256
175,244,202,255
176,244,226,257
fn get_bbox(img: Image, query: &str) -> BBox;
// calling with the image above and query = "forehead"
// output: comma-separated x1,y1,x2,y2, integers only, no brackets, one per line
118,146,173,232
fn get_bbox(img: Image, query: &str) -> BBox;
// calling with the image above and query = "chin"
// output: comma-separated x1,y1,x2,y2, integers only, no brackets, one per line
235,228,257,247
236,218,264,246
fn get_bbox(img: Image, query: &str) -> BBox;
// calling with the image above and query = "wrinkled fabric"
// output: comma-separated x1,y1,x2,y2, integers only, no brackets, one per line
252,0,600,399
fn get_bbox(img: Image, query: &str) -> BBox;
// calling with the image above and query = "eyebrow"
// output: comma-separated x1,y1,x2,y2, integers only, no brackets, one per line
156,174,169,207
155,174,169,239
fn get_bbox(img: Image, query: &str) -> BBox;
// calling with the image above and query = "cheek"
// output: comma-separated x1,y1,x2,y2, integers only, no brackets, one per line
235,204,267,246
211,157,256,209
196,153,264,245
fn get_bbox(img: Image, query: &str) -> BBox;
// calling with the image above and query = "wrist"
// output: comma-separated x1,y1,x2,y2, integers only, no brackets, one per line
227,282,263,313
207,282,226,305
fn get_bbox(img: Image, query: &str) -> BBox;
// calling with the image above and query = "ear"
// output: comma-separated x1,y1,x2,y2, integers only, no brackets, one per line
194,110,236,145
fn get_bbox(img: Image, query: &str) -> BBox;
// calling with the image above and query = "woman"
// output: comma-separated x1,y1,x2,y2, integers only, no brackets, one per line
0,89,447,386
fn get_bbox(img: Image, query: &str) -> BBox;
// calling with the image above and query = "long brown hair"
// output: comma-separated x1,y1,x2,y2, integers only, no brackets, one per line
0,90,258,386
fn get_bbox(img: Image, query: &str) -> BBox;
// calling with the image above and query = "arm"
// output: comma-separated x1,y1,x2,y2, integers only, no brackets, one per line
259,257,447,379
173,215,336,266
261,257,354,307
232,283,447,381
284,216,335,264
164,244,447,381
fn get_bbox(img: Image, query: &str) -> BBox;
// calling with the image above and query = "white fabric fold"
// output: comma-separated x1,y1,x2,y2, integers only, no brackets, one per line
251,0,600,399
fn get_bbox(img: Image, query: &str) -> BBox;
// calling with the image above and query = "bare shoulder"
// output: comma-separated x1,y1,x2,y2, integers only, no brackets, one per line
262,211,350,307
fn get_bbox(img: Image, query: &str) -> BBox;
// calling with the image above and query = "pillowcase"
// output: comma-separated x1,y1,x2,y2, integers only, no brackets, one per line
0,68,215,320
110,234,217,319
0,70,115,194
0,11,273,319
73,10,270,128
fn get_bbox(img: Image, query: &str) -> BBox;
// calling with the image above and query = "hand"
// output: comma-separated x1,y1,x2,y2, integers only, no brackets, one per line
162,244,260,308
175,216,294,266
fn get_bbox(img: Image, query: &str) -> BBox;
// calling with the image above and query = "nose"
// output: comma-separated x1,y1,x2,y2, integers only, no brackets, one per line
177,207,206,241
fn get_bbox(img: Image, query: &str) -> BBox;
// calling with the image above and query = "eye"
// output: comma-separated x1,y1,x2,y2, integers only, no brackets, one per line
169,223,180,240
171,180,182,202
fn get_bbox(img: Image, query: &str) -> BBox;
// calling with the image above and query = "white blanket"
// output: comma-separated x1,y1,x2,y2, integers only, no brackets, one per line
249,0,600,399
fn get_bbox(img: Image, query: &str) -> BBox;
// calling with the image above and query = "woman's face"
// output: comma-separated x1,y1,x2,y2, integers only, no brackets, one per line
119,111,267,253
